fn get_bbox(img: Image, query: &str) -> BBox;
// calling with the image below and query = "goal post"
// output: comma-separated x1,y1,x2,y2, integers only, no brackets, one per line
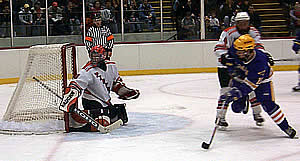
0,43,77,134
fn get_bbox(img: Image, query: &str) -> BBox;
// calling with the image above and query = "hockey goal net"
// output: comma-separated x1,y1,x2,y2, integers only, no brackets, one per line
0,43,76,134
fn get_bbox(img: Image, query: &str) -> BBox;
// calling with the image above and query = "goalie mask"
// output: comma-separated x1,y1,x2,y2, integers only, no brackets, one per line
90,45,107,70
233,34,255,62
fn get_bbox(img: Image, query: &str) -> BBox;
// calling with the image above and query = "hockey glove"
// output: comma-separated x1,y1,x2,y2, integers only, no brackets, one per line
220,53,235,67
112,78,140,100
230,66,246,79
292,40,300,54
220,87,242,103
264,50,275,66
59,87,80,112
118,88,140,100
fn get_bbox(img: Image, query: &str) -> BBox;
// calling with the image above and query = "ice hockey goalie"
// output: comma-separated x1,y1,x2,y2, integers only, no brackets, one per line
60,45,139,132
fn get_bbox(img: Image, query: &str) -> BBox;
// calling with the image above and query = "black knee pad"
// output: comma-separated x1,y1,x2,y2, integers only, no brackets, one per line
114,103,128,124
231,96,247,113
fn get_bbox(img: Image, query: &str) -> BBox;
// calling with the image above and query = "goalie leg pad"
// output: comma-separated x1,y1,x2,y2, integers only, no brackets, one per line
114,104,128,124
82,99,127,124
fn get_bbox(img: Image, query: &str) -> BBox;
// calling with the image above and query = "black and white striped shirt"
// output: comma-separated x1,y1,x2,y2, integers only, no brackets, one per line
85,25,114,53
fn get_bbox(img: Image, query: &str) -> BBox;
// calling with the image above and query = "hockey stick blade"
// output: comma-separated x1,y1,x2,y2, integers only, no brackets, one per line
201,142,210,149
105,119,123,132
274,58,300,62
72,108,123,133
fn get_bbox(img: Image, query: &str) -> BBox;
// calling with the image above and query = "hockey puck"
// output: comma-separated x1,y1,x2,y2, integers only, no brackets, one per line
201,142,210,149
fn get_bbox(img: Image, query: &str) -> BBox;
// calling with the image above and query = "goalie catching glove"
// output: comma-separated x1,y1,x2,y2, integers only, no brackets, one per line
112,78,140,100
59,86,81,112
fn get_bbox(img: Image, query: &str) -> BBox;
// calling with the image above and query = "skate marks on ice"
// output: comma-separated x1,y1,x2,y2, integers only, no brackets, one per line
158,78,218,100
63,112,192,141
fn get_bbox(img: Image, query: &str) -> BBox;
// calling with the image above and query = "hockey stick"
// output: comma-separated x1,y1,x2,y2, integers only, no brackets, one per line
32,77,123,133
202,100,227,149
274,58,300,62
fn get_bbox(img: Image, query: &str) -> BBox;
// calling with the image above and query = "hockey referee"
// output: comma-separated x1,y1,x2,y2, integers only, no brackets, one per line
85,14,114,60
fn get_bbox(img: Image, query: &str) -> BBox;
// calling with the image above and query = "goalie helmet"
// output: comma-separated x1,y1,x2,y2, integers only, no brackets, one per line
90,45,107,67
233,34,255,61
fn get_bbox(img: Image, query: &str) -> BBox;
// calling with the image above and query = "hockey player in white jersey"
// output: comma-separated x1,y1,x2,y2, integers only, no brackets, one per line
292,31,300,92
214,12,274,128
60,45,140,132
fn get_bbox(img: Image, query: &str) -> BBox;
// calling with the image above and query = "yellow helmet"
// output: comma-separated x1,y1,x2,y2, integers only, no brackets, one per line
234,34,255,51
24,4,30,8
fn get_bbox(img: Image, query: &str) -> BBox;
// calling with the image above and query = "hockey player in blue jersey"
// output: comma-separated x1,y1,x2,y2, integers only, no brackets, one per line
292,31,300,92
216,34,297,138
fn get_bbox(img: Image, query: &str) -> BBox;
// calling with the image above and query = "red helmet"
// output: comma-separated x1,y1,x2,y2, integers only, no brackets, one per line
91,45,105,55
90,45,106,66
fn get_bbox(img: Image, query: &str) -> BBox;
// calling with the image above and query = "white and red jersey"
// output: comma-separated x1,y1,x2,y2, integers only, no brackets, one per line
69,61,120,107
214,26,264,67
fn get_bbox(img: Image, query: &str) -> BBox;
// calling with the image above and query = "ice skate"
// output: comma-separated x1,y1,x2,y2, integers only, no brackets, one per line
284,125,297,139
216,118,228,130
292,85,300,92
253,113,264,126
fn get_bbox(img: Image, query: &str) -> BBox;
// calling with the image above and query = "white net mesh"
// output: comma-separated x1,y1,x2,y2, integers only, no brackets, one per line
0,44,76,134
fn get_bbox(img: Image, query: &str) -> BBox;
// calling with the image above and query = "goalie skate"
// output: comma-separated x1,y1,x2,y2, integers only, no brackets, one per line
253,113,264,126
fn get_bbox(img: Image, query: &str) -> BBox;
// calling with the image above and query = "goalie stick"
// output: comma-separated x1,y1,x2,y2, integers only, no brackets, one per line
32,77,123,133
202,100,227,149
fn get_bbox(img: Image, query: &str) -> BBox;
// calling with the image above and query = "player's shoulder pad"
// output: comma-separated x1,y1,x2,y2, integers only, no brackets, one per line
105,61,116,65
82,62,94,72
224,26,236,32
254,49,269,63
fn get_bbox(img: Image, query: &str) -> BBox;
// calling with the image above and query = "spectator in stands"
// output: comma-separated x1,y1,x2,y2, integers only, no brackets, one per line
290,2,300,35
101,1,118,33
280,0,296,9
0,5,10,37
248,5,261,32
0,0,9,10
219,0,234,28
18,3,33,36
112,0,121,32
124,2,142,33
65,1,81,35
91,1,102,18
138,0,156,30
174,0,185,33
179,11,196,40
184,0,198,18
48,1,67,35
32,1,45,36
240,0,250,12
208,11,221,39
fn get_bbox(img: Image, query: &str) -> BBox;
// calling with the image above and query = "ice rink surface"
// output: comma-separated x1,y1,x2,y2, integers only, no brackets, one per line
0,71,299,161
